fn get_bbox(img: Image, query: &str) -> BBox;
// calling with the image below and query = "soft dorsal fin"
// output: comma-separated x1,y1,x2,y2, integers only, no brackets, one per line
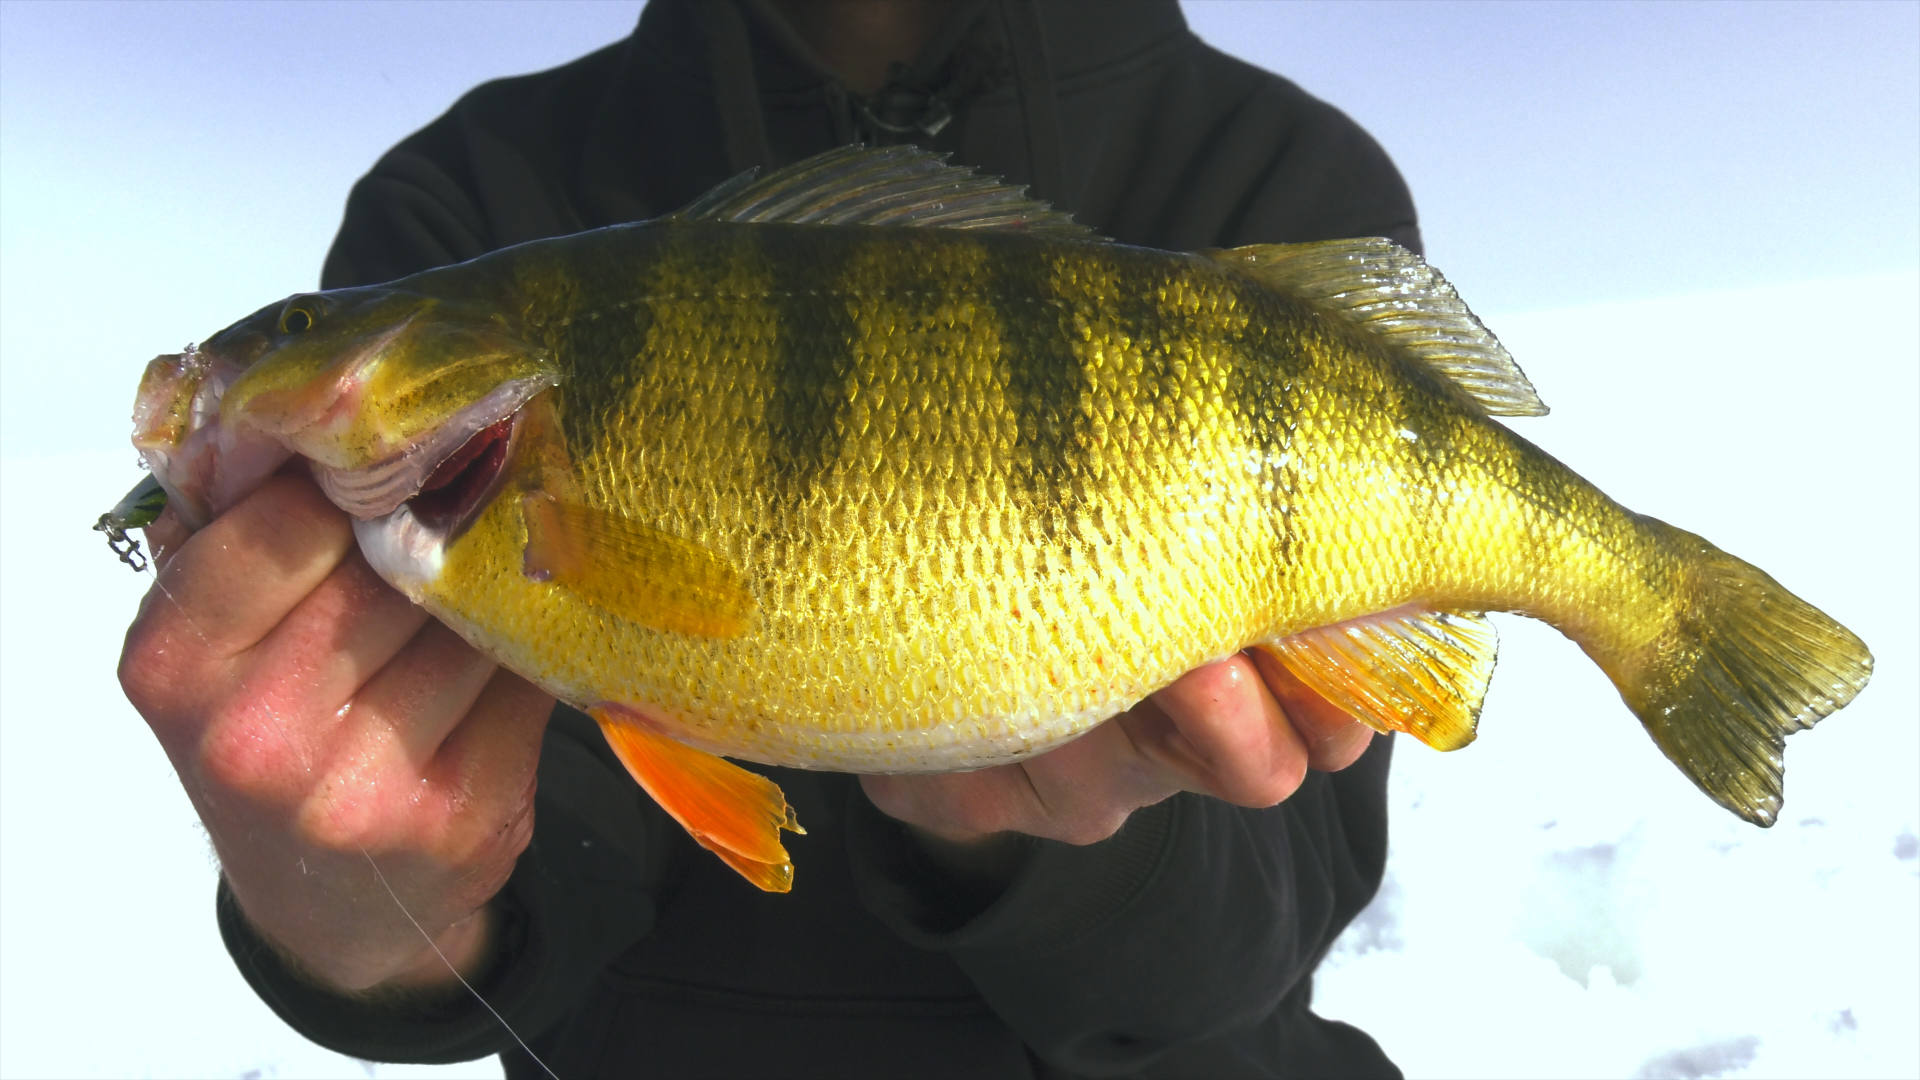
1208,239,1548,417
671,145,1106,240
1256,606,1500,752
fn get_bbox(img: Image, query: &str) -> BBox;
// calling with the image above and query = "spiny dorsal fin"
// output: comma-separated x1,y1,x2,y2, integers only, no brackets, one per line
1208,239,1548,417
671,145,1106,240
1257,606,1500,752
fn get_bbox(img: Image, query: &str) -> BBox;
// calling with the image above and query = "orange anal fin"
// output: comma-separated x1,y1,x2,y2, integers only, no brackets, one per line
1258,606,1499,752
707,844,795,892
523,492,756,638
588,703,802,892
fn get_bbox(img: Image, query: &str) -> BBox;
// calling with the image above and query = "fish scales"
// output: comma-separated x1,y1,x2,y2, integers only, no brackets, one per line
125,147,1870,887
420,222,1583,769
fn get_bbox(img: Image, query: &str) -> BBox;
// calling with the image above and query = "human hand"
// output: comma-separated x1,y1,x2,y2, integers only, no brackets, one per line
860,651,1374,886
119,469,554,994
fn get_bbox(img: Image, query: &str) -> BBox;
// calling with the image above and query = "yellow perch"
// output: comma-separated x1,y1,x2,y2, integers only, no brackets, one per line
125,147,1873,891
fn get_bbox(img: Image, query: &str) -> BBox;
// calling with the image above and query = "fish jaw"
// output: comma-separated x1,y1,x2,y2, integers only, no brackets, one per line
312,375,550,519
132,345,290,528
352,403,526,598
354,503,444,602
218,296,559,475
129,284,557,531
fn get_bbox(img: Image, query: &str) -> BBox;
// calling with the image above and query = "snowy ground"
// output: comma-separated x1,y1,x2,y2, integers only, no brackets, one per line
1,272,1912,1079
1308,274,1920,1079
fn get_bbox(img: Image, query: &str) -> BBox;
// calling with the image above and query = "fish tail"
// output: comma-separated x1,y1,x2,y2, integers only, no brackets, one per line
1605,520,1872,826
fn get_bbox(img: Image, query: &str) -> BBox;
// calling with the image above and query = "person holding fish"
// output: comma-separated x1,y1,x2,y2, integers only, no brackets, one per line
114,2,1867,1079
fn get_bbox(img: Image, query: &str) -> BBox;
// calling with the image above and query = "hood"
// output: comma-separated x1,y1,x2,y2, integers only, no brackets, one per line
613,0,1193,213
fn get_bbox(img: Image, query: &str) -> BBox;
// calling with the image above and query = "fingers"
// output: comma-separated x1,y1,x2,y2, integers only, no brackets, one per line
240,548,429,722
860,767,1042,845
143,504,190,568
132,471,355,665
1012,720,1188,842
341,617,500,766
863,718,1191,847
116,468,548,995
407,666,551,903
1247,647,1376,772
1129,653,1308,807
866,647,1384,849
431,667,552,802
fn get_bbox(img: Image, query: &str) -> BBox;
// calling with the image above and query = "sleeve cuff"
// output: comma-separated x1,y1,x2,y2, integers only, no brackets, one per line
217,871,545,1065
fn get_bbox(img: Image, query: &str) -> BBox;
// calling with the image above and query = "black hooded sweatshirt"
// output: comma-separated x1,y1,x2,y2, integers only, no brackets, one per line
217,3,1416,1077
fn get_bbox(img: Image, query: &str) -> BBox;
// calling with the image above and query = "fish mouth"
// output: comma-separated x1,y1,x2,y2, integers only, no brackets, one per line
406,411,518,535
312,375,546,521
348,406,524,602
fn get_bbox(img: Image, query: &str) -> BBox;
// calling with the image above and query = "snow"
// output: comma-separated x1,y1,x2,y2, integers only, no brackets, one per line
1310,274,1920,1079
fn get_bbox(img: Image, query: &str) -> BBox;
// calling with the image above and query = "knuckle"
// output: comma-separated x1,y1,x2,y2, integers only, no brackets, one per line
115,641,168,715
117,617,188,717
941,782,1011,837
1055,810,1128,846
196,708,299,797
442,786,537,871
1244,754,1308,807
292,777,392,854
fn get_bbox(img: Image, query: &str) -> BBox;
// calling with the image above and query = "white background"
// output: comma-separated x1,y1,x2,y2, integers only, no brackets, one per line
2,2,1915,1077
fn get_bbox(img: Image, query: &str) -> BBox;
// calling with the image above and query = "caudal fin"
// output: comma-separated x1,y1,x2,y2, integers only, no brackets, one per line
1617,525,1872,826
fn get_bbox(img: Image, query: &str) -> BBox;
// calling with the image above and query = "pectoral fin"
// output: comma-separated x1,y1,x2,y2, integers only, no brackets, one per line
589,703,803,893
523,492,756,638
1257,606,1498,752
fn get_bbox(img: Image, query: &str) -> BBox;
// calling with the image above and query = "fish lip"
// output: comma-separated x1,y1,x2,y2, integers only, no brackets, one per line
311,375,549,519
132,342,292,528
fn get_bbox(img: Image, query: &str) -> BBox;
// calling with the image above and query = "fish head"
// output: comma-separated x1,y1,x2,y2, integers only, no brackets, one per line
134,285,560,528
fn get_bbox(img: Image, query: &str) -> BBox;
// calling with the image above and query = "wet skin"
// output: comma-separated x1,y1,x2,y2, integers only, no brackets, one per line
119,469,1371,995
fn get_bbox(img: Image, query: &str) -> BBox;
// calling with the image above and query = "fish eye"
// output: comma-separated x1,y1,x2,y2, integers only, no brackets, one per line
280,307,315,334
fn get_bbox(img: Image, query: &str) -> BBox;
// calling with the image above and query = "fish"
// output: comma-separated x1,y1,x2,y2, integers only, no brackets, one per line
115,145,1873,892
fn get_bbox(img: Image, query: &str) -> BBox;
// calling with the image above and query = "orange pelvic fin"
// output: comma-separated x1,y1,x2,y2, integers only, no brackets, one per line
1258,606,1498,752
522,492,756,638
588,703,803,892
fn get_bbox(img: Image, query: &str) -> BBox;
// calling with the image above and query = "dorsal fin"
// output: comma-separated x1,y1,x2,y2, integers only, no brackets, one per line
671,145,1106,241
1207,239,1548,417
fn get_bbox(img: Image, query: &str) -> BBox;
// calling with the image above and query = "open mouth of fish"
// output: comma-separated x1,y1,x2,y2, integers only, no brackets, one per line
344,399,532,598
310,376,543,528
405,414,517,531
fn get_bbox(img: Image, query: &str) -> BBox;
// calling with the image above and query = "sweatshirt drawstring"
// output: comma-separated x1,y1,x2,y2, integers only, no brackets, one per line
999,0,1067,204
699,1,773,173
704,0,1066,204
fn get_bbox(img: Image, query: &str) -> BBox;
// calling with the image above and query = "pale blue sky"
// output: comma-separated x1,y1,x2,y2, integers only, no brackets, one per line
2,1,1915,457
1,5,1914,1077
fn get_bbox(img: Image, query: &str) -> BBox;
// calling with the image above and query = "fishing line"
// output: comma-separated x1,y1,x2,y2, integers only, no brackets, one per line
142,567,560,1080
